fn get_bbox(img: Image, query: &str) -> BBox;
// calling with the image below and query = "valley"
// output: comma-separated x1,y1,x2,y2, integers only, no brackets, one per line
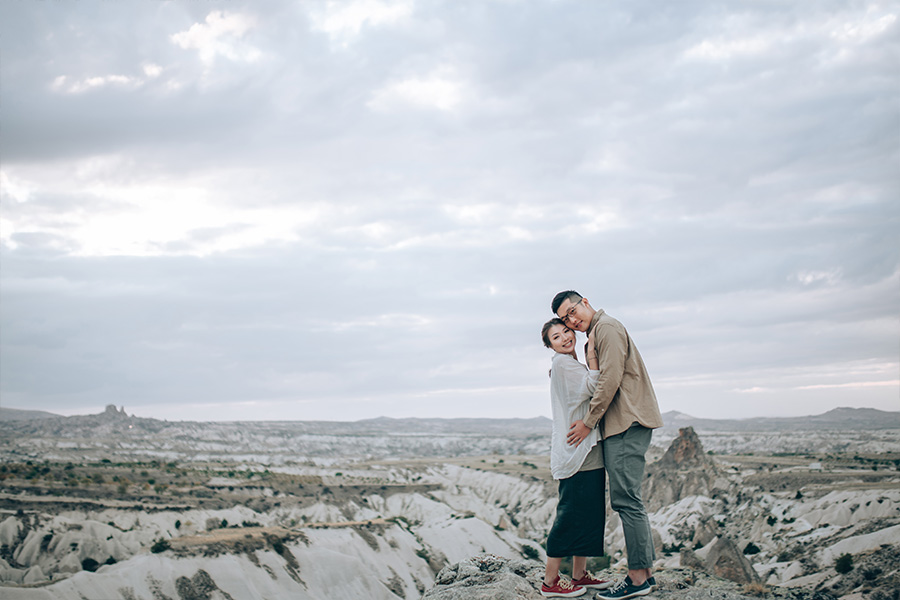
0,407,898,599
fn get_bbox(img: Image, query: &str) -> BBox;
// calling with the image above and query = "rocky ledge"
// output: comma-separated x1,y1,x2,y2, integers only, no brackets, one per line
422,554,840,600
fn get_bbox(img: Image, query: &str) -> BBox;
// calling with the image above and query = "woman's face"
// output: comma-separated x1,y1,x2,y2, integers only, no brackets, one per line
546,323,576,354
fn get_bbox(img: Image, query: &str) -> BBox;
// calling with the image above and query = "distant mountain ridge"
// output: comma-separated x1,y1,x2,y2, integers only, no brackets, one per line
1,405,897,431
0,407,62,421
659,406,900,432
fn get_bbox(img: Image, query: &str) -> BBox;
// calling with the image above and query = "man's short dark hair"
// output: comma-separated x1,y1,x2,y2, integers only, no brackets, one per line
551,290,582,315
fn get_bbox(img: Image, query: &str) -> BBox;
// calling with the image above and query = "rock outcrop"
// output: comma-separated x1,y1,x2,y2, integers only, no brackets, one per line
422,555,830,600
704,536,761,584
423,554,545,599
644,426,729,511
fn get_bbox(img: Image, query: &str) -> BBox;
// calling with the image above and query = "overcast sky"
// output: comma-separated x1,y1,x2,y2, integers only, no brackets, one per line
1,0,897,423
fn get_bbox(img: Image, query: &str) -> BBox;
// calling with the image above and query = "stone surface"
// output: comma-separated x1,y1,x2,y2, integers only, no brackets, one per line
423,554,545,600
681,547,705,571
692,516,720,548
421,555,836,600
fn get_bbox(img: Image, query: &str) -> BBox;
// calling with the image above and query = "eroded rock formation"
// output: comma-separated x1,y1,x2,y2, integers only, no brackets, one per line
644,426,730,511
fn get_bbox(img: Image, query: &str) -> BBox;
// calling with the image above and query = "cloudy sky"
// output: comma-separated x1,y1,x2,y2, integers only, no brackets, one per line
1,0,897,423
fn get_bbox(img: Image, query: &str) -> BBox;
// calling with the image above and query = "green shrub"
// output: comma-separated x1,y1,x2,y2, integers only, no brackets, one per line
150,538,170,553
743,542,761,555
835,553,853,574
81,558,99,572
271,539,285,555
521,545,540,560
862,567,881,581
662,542,684,555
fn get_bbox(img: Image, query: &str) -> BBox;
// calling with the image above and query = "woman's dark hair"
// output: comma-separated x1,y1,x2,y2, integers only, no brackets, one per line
541,318,567,348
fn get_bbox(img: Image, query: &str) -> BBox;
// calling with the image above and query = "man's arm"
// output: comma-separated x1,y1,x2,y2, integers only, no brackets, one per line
581,322,627,429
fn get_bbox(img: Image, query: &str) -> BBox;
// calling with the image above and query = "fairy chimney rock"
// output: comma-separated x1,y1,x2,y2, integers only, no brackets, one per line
644,427,724,511
660,427,714,469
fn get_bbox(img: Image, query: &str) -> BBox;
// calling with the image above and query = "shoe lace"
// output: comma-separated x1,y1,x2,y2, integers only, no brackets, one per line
580,570,598,581
557,577,575,591
607,578,628,593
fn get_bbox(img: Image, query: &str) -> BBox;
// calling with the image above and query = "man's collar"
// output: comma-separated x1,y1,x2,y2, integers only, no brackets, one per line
586,309,605,335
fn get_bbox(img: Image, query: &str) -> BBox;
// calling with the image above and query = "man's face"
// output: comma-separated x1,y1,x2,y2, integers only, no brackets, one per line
556,296,591,332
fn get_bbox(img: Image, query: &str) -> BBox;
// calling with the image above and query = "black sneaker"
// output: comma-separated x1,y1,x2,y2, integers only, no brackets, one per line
594,577,652,600
647,576,656,590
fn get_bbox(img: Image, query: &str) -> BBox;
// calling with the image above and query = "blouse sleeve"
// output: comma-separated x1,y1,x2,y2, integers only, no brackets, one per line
556,355,600,408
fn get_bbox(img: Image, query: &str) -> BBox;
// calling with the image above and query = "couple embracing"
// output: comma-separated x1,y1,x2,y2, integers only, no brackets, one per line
538,291,663,599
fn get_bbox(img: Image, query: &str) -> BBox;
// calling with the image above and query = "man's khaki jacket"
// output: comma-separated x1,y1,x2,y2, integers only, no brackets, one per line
583,309,663,439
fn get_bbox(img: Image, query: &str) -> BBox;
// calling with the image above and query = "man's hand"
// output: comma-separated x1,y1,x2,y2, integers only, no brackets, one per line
567,420,591,446
587,348,599,370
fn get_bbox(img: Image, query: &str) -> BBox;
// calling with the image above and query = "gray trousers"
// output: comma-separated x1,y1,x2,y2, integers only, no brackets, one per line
603,423,655,570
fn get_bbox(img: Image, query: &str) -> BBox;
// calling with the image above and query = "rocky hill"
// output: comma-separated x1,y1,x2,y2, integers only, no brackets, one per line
0,408,60,422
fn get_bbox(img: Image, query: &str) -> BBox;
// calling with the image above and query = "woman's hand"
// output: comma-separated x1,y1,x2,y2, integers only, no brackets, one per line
567,420,591,446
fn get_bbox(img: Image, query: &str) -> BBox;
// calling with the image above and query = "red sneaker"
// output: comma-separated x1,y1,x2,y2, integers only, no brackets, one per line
541,576,586,597
572,571,614,590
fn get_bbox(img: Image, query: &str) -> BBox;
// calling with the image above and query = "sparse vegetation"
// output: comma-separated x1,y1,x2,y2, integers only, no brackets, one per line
150,538,171,553
742,582,768,596
662,542,684,555
270,538,285,555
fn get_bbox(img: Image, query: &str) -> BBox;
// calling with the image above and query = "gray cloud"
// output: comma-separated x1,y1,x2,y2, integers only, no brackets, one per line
1,0,897,421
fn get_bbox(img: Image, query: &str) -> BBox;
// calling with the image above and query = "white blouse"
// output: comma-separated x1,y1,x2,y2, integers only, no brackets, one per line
549,352,602,480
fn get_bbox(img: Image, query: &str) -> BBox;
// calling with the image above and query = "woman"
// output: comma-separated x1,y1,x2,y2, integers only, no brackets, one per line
539,318,612,598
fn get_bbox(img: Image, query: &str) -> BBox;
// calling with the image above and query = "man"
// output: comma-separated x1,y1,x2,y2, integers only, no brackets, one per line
551,290,663,600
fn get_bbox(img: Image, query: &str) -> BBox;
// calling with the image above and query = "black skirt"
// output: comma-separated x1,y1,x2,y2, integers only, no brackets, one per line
546,468,606,557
